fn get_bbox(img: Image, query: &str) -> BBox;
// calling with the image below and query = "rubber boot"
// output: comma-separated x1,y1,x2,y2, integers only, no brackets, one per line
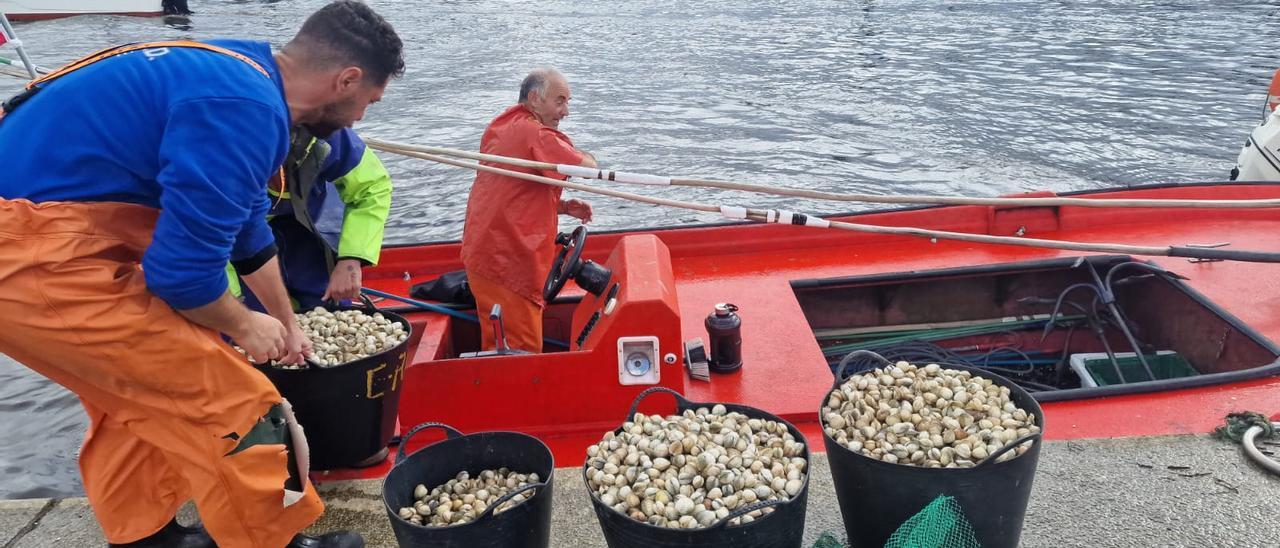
351,447,390,468
287,531,365,548
107,518,215,548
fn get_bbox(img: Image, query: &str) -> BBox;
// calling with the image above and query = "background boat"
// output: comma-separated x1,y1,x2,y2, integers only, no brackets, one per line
0,0,186,22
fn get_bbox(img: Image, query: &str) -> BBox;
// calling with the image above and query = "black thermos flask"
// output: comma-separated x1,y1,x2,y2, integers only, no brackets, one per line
705,303,742,372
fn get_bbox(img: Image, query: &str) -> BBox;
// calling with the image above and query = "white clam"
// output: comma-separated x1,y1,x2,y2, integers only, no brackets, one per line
259,307,408,369
821,361,1039,468
396,467,538,527
585,406,806,528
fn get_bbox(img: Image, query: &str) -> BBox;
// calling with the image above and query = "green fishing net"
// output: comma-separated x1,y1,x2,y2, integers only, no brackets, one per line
883,495,980,548
1213,411,1275,443
810,532,844,548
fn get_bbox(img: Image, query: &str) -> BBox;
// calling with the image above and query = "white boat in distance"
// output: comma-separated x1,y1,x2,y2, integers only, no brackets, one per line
0,0,187,21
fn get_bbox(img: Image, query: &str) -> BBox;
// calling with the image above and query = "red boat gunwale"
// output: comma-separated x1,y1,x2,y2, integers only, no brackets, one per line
319,181,1280,481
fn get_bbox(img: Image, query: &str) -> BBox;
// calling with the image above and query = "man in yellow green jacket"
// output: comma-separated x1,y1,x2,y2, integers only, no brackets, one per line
232,126,392,311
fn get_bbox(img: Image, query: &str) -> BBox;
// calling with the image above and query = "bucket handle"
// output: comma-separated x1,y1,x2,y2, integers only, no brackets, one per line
396,422,465,464
473,481,548,521
831,350,893,389
709,498,786,530
626,386,694,422
975,431,1042,467
359,293,382,313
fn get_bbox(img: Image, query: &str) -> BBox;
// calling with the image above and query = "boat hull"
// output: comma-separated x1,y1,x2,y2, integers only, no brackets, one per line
319,182,1280,480
0,1,162,21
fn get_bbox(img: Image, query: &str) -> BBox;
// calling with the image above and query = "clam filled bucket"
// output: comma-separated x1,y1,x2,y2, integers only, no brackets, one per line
821,352,1044,548
584,387,810,548
256,301,412,469
382,422,554,548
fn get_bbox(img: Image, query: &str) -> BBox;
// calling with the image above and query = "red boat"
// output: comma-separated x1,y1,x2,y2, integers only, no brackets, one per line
322,180,1280,481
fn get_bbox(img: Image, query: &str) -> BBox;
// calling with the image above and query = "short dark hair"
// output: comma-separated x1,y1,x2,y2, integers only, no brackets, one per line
286,1,405,85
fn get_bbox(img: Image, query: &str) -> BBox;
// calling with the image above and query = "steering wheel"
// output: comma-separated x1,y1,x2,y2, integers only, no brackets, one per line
544,225,588,302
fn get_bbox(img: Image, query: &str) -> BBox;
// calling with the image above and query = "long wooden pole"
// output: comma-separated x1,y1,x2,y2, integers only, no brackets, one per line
375,145,1280,263
0,64,27,79
0,54,48,75
388,147,719,213
365,137,1280,210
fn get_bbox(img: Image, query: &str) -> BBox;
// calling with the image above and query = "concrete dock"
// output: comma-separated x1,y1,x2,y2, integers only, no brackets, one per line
2,435,1278,547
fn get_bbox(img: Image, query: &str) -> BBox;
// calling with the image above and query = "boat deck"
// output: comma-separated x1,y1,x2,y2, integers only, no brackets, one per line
669,211,1280,441
5,435,1278,547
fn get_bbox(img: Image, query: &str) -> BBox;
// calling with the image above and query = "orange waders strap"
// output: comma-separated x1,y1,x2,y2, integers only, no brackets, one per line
1,40,269,119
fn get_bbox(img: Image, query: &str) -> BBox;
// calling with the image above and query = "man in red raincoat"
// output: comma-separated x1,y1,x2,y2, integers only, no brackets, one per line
461,68,597,353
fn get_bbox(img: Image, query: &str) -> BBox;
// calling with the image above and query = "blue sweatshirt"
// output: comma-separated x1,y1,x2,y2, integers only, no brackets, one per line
0,40,290,309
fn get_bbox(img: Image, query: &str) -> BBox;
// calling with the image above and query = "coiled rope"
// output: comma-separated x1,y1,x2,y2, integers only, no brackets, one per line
1214,411,1280,476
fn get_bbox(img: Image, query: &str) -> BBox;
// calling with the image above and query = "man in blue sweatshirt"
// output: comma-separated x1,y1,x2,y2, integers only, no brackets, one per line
0,2,402,547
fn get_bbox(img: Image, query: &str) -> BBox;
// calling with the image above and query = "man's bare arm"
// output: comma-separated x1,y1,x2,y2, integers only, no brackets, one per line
177,292,286,363
240,255,311,364
240,256,294,323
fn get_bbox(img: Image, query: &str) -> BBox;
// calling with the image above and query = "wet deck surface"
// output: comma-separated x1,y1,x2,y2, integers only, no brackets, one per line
3,435,1277,547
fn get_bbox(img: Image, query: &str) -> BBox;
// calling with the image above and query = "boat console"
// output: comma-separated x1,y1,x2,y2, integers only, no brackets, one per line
395,234,685,443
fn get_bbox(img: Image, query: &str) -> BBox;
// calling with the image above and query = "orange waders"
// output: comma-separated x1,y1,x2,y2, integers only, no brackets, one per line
466,272,545,353
0,199,322,547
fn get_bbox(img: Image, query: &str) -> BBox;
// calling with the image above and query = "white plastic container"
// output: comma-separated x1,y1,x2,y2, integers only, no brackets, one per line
1068,351,1177,387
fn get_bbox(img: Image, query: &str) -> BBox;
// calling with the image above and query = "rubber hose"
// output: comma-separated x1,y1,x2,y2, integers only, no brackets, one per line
1242,423,1280,476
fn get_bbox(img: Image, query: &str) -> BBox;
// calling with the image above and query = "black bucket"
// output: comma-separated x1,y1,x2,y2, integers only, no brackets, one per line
382,422,554,548
256,301,412,470
585,387,810,548
822,356,1044,548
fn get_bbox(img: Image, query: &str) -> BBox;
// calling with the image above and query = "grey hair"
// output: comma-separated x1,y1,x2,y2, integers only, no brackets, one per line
518,68,563,103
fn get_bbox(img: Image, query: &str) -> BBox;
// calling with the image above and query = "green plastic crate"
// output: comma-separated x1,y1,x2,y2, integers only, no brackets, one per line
1069,351,1199,387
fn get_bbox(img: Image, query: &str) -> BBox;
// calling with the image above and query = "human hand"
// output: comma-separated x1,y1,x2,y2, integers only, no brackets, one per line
278,319,313,365
323,259,363,303
230,312,287,363
561,198,593,223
